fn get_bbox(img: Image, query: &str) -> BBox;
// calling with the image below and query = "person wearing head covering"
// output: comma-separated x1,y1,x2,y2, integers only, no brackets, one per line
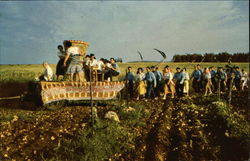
135,67,146,100
162,66,175,99
63,41,85,81
56,45,67,80
39,61,54,81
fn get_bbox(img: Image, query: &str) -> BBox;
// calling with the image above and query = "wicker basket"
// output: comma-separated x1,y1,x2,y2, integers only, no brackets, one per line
63,40,89,57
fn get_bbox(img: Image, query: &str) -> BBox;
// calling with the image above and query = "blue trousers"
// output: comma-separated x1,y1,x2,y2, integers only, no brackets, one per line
146,81,155,98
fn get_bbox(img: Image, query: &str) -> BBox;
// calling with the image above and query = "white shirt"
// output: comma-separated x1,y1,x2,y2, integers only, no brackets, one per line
57,51,66,59
90,59,98,67
183,72,190,80
106,63,112,68
163,72,173,80
84,59,91,66
42,66,54,81
241,72,248,81
203,72,211,80
97,61,104,71
136,73,145,81
67,46,79,55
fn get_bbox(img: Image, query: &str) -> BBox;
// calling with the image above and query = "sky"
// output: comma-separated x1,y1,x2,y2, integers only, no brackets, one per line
0,1,249,64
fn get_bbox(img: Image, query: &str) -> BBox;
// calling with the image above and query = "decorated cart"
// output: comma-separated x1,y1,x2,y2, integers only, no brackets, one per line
22,40,125,105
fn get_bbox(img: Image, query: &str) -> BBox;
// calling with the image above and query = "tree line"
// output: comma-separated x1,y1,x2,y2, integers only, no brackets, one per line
171,52,249,62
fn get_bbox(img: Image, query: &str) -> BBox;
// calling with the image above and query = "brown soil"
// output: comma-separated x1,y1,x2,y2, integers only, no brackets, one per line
0,106,91,160
0,82,28,97
0,82,249,161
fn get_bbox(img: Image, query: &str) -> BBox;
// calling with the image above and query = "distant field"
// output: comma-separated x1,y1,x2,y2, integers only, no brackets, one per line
0,62,249,82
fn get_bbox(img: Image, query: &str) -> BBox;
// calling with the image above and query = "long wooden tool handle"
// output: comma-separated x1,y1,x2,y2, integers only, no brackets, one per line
0,96,20,100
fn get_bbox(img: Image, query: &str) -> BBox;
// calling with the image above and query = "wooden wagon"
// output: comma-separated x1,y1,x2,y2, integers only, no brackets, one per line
22,40,125,105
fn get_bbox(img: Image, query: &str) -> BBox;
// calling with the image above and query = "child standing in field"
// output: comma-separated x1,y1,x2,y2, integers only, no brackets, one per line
135,68,146,100
163,66,175,99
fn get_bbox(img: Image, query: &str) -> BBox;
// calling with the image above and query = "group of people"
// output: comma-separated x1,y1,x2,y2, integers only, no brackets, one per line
125,64,249,100
39,42,120,82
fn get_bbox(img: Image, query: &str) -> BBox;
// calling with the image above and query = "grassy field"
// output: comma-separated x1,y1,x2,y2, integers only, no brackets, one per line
0,62,249,82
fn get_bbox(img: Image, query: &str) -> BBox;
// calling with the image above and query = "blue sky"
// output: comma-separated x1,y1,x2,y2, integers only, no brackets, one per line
0,1,249,64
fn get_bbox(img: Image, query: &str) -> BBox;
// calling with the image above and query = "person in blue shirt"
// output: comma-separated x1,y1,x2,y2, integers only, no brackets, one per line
145,66,156,99
191,65,202,93
197,64,203,89
125,66,135,98
174,67,184,97
104,58,120,81
216,67,227,92
234,66,242,90
209,66,217,92
151,66,163,99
